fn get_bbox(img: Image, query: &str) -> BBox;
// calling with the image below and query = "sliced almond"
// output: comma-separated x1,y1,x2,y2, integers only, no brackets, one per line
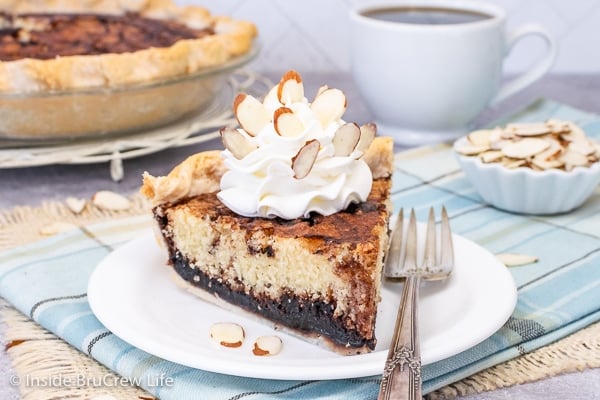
455,144,489,156
314,85,329,100
233,93,271,137
253,335,283,356
528,138,563,170
209,322,245,348
467,129,492,146
273,107,304,138
40,221,78,236
531,156,564,170
500,129,516,140
262,84,280,107
560,149,590,171
277,70,304,104
221,127,257,160
292,139,320,179
489,139,512,151
332,123,361,157
546,119,571,134
489,128,503,142
479,150,504,163
560,132,578,142
501,138,549,159
565,122,587,140
560,126,587,143
356,123,376,153
65,197,86,214
497,253,539,267
92,190,131,211
310,88,347,128
537,138,563,160
506,122,551,136
568,139,596,156
503,159,527,169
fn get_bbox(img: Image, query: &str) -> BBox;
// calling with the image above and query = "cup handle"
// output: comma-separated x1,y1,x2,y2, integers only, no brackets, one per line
490,24,557,106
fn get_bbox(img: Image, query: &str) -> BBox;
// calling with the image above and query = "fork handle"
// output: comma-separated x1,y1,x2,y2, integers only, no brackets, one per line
378,276,422,400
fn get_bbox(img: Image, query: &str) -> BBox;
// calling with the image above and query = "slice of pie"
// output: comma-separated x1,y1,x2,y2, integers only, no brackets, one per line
141,71,394,355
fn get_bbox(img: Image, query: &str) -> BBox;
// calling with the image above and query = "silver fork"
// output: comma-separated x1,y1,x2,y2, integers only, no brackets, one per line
377,207,454,400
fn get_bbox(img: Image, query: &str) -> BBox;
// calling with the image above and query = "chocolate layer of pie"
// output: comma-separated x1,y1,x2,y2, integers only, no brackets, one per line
0,12,213,61
171,254,374,349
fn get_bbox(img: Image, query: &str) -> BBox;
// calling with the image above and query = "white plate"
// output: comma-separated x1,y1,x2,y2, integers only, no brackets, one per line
88,227,517,380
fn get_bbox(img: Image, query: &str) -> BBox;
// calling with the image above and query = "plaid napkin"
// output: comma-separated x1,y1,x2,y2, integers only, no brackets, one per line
1,99,599,399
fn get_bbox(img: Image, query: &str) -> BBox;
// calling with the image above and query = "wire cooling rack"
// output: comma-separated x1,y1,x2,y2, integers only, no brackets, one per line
0,70,272,181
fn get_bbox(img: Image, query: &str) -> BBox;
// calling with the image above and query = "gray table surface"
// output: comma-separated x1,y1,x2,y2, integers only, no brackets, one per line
1,72,599,399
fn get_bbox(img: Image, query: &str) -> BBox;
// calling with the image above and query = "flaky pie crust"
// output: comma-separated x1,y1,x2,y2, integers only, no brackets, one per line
0,0,257,92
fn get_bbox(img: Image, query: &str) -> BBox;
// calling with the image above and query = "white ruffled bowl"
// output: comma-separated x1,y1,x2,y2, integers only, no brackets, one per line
453,137,600,215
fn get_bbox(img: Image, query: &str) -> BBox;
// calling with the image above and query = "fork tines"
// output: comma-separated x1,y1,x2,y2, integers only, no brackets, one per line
384,206,454,280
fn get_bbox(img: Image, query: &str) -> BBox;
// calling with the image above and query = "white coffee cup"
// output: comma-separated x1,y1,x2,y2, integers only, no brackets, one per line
349,0,557,145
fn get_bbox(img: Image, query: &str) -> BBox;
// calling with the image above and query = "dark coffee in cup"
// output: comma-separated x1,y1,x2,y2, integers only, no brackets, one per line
361,6,492,25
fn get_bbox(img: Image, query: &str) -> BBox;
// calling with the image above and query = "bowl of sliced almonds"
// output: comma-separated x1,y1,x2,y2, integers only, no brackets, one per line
454,119,600,214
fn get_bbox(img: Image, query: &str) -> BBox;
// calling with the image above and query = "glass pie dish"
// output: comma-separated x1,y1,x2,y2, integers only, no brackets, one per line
0,45,259,143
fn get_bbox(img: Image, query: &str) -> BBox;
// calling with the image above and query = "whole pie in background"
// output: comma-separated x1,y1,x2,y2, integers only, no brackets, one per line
0,0,257,91
0,0,258,140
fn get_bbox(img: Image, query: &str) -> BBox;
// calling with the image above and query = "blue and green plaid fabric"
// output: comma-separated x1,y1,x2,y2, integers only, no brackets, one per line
0,100,598,399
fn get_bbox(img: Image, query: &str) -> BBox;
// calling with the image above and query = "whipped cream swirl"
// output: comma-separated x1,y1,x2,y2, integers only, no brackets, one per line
218,72,373,219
